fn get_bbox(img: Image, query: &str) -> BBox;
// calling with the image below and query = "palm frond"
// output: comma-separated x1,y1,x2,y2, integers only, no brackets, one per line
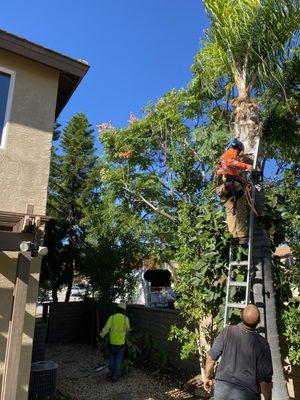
194,0,300,97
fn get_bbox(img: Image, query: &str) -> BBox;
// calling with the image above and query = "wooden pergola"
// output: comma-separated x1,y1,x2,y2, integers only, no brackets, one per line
0,205,50,400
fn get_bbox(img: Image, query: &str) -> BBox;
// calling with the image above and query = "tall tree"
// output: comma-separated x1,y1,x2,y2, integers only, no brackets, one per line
192,0,299,155
98,90,232,375
46,113,97,302
191,1,299,397
81,177,147,304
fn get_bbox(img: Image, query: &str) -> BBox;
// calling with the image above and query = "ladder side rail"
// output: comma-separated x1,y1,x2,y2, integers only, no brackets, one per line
246,138,261,303
246,209,254,304
224,264,232,327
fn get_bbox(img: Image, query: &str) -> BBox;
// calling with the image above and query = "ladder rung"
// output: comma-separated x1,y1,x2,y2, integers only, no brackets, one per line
230,261,249,267
227,302,246,309
229,281,247,287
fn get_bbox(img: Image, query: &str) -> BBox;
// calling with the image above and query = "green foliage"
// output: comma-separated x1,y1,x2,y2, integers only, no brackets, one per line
192,0,300,96
99,90,200,262
265,166,300,365
100,329,169,374
170,194,229,360
97,70,299,368
262,46,300,162
97,89,232,365
123,330,143,374
43,113,97,301
43,1,300,374
281,304,300,365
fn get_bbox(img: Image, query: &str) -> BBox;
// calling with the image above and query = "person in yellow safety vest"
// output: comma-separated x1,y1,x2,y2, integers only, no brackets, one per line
100,303,130,383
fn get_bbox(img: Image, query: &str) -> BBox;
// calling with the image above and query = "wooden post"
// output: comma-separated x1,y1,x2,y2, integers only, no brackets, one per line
1,252,32,400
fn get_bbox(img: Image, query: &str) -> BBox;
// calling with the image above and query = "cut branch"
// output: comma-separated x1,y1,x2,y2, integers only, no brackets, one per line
123,187,177,222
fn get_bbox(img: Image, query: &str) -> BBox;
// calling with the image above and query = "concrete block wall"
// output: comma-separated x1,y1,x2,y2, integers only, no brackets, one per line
128,305,199,373
46,301,93,344
44,302,199,374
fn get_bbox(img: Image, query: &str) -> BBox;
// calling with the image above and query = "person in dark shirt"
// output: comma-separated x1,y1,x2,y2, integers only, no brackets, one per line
204,305,273,400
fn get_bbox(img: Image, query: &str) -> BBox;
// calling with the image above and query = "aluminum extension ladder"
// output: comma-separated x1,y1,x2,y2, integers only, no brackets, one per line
224,139,261,326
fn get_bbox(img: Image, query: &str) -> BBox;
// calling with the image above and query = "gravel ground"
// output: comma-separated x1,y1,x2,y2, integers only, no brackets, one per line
47,344,199,400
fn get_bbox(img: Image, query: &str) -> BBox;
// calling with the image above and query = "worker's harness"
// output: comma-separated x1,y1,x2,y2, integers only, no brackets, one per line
217,174,260,217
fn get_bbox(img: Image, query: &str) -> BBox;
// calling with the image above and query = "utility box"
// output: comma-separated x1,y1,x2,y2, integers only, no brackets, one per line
0,29,89,400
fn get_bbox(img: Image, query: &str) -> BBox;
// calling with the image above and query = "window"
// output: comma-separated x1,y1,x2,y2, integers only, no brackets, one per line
0,69,14,148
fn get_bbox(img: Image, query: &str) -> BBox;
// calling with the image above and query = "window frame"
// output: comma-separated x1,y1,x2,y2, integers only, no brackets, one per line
0,66,16,149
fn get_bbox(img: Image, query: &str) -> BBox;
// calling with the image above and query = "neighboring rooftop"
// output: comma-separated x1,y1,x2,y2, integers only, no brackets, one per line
0,29,90,118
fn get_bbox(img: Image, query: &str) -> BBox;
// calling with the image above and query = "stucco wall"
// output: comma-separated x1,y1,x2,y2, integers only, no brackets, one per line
0,48,59,215
0,48,59,399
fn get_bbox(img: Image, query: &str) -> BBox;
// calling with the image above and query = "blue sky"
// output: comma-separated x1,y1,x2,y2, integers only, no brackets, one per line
0,3,278,176
0,1,208,133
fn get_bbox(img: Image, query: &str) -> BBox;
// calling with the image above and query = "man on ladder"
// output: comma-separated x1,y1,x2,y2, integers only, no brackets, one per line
216,138,253,244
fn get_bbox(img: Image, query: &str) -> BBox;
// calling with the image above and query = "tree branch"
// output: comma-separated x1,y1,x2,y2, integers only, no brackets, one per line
183,138,206,179
123,187,177,222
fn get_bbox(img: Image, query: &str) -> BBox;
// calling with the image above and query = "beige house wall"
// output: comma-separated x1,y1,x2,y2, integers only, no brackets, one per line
0,48,59,215
0,48,59,399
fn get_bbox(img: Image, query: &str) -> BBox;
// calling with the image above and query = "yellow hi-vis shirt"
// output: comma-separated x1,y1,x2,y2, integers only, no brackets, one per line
100,313,130,345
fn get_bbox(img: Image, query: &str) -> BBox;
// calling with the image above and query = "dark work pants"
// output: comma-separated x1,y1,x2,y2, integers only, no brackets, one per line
214,381,260,400
109,344,125,381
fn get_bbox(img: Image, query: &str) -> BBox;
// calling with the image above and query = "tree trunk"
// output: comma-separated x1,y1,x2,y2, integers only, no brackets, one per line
65,259,74,302
52,283,58,303
195,324,205,383
233,98,261,160
253,194,289,400
233,98,289,400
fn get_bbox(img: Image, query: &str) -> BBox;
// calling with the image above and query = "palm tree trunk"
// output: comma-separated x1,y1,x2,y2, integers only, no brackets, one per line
253,194,289,400
233,98,260,159
233,99,289,399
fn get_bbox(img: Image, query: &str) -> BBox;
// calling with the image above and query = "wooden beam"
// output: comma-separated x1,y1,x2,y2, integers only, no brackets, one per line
0,231,34,251
1,252,32,400
25,204,34,215
0,210,50,233
12,215,34,233
12,204,34,233
12,205,43,233
0,210,44,218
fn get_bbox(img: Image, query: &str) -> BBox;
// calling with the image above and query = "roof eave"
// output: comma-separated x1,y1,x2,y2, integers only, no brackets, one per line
0,29,90,118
